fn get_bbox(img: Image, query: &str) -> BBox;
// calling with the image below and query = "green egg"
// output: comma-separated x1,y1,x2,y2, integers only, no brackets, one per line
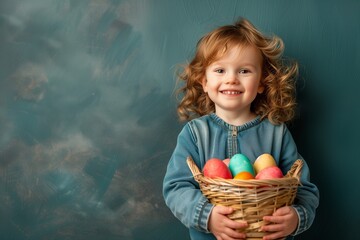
229,153,255,176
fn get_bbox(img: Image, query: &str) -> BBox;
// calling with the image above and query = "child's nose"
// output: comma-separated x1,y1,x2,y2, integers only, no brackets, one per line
225,72,239,84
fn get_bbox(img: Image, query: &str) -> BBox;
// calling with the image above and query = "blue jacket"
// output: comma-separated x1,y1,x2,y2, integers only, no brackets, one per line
163,114,319,240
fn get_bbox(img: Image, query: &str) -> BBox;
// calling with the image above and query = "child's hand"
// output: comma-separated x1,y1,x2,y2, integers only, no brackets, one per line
261,206,298,240
208,205,248,240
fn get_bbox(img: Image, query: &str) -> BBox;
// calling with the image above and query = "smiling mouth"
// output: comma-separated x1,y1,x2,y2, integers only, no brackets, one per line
221,90,242,95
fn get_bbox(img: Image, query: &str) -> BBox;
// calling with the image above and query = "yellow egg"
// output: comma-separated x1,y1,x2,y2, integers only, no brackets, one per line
253,153,277,174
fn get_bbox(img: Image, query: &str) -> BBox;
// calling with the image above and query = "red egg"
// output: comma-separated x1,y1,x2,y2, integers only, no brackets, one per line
255,166,284,179
222,158,230,167
203,158,232,179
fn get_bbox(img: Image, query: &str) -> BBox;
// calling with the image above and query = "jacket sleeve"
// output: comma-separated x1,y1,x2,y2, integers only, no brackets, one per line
280,126,320,236
162,124,213,232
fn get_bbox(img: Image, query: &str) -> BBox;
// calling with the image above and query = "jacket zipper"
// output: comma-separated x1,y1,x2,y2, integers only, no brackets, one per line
228,126,238,157
232,127,237,137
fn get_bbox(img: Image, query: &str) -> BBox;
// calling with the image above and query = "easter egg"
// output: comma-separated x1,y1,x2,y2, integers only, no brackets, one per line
254,153,277,174
222,158,230,167
203,158,233,179
255,166,284,180
234,171,254,180
229,153,255,177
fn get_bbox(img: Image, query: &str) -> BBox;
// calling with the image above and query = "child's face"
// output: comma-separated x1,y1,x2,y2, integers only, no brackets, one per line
202,45,264,121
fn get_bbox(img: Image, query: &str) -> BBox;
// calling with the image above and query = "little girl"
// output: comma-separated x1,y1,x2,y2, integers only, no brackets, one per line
163,18,319,240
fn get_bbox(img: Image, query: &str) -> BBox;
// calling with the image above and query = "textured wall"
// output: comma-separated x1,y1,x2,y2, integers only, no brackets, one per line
0,0,359,239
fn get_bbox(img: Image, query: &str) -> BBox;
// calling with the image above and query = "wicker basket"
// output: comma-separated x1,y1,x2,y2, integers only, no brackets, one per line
187,157,303,240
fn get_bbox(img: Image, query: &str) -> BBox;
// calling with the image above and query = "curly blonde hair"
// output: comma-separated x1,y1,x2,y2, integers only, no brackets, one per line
176,18,298,125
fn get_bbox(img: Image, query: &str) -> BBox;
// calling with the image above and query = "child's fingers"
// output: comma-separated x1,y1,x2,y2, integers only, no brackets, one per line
272,206,292,216
263,206,293,223
261,221,286,240
261,222,283,232
223,227,247,239
213,205,234,215
225,218,248,230
263,215,282,223
261,207,298,240
214,206,248,229
210,205,249,239
262,231,284,240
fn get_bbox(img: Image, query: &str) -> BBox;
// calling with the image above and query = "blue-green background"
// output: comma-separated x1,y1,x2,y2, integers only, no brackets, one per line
0,0,359,239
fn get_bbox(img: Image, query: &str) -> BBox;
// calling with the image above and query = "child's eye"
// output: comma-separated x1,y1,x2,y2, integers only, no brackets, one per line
239,69,250,74
215,69,224,73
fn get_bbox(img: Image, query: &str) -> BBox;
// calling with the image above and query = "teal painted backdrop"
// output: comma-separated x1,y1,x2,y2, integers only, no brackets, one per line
0,0,359,239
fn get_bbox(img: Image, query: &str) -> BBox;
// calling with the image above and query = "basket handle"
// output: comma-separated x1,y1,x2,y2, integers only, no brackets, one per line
285,159,304,180
186,156,202,178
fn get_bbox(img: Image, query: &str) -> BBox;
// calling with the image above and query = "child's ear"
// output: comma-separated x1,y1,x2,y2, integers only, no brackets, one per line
257,84,264,94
